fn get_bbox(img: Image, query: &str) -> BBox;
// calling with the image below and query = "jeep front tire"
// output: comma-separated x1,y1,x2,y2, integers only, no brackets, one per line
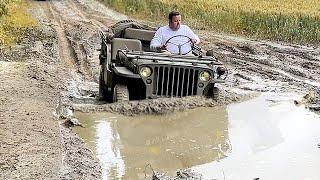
113,84,129,102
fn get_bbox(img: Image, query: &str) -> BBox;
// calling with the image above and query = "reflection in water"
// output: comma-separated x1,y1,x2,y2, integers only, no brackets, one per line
193,93,320,180
75,107,229,179
75,93,320,180
96,121,125,179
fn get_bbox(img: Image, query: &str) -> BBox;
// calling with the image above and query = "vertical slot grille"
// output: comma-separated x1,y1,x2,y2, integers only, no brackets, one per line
153,66,199,97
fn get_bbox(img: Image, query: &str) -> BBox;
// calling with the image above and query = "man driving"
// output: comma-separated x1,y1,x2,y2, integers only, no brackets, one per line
150,11,200,55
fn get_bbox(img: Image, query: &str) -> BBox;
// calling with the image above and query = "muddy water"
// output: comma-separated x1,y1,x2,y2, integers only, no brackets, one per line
74,93,320,180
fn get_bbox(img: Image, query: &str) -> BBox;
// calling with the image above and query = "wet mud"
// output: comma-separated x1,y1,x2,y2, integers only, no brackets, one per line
74,93,320,180
73,89,255,116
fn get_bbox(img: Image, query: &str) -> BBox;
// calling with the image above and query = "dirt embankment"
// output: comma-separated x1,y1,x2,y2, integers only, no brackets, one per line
1,0,319,179
0,0,106,179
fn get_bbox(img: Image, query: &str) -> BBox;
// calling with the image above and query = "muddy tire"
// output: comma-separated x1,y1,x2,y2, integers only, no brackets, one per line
203,84,219,100
99,68,108,100
212,87,219,100
113,84,129,102
113,19,136,26
111,20,137,38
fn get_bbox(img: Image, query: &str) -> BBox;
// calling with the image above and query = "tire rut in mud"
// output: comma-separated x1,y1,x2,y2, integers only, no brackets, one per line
47,0,101,81
39,1,105,179
43,1,78,68
201,35,320,93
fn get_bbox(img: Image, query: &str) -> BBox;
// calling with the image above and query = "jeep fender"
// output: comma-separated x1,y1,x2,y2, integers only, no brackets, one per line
113,66,140,79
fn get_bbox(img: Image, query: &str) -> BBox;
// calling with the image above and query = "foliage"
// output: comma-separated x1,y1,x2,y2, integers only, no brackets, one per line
0,0,37,46
0,0,18,18
100,0,320,44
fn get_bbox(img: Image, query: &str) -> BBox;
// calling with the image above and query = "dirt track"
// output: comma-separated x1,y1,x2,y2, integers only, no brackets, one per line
0,0,319,179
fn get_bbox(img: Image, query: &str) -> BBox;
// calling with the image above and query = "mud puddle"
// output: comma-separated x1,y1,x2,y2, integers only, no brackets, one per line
73,93,320,179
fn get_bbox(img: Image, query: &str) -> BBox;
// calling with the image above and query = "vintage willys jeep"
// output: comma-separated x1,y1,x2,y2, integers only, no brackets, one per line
99,21,226,102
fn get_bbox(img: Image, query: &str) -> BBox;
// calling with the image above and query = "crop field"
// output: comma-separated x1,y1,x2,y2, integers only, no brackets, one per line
101,0,320,44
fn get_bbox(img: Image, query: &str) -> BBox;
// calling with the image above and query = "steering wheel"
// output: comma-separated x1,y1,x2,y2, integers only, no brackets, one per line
164,35,194,55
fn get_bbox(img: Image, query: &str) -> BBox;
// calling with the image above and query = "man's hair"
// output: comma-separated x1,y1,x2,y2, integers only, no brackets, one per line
168,11,180,22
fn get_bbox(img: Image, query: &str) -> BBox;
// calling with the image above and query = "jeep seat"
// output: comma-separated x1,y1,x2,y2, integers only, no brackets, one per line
124,28,156,41
111,38,142,60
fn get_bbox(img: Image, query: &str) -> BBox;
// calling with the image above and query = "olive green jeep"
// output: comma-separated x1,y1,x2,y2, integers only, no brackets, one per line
99,20,226,102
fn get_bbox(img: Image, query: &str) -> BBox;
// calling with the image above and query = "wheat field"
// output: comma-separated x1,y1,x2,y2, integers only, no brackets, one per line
101,0,320,44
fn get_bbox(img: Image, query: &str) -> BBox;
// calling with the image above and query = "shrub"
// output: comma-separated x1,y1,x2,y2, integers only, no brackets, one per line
0,0,37,46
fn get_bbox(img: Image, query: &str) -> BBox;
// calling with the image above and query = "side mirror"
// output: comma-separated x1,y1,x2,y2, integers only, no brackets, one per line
217,67,226,77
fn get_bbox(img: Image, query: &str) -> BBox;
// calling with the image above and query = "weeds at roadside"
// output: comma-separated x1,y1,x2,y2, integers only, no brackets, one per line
0,0,37,47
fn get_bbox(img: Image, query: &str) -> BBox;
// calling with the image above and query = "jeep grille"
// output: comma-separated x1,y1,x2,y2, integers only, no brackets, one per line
152,66,199,97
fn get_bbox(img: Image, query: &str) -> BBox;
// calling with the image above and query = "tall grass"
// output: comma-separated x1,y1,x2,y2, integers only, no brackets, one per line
0,0,37,46
100,0,320,44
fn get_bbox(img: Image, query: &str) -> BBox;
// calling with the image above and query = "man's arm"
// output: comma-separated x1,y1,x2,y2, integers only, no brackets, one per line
185,26,200,44
150,28,164,51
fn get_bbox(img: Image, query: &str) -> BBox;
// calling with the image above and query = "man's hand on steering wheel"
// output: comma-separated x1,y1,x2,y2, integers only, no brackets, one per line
191,38,199,44
154,44,168,52
160,44,167,50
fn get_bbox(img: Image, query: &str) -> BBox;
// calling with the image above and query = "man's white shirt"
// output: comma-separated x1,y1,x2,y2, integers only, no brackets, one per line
150,25,200,54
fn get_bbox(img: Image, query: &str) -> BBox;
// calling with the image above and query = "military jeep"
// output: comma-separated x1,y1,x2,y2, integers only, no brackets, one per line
99,21,226,102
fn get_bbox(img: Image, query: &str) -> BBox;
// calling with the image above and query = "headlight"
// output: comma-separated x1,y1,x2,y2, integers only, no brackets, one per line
199,71,211,81
139,66,152,77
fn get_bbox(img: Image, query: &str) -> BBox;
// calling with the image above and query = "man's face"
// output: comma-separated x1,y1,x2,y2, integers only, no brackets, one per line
169,15,181,31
